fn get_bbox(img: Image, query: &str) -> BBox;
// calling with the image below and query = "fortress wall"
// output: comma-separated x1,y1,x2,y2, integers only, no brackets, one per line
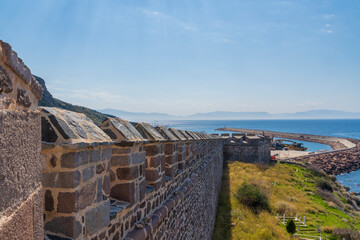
0,41,44,240
124,140,223,240
223,135,271,163
97,119,224,240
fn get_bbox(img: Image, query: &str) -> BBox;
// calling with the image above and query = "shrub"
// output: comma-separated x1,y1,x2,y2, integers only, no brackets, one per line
332,227,360,240
286,219,296,235
235,183,270,214
316,178,333,192
307,164,326,177
317,189,343,208
274,201,295,215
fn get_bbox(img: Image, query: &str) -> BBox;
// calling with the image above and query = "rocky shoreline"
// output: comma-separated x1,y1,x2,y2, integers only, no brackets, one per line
217,127,360,175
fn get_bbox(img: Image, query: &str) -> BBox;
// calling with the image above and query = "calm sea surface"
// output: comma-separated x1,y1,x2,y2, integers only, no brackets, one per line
159,119,360,191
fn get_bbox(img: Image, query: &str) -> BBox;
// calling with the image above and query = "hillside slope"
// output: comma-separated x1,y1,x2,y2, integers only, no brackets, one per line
35,75,114,126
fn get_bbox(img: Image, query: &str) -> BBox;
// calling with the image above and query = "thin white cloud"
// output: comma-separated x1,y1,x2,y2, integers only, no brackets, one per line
139,8,197,31
48,87,137,104
323,14,335,19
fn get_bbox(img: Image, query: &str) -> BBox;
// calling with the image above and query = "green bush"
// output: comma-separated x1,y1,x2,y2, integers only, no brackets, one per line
234,183,270,214
286,219,296,235
316,178,333,192
307,164,326,178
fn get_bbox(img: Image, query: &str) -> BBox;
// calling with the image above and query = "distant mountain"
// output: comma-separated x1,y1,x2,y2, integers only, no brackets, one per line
35,75,114,126
279,110,360,119
101,109,360,121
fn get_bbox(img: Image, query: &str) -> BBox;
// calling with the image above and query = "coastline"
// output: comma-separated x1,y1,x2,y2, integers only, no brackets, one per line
217,127,360,175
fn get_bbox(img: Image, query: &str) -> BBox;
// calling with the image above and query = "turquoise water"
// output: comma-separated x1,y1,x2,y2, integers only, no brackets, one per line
161,119,360,190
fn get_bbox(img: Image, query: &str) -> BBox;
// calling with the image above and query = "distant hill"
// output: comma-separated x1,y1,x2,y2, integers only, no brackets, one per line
101,108,360,121
35,75,114,126
278,110,360,119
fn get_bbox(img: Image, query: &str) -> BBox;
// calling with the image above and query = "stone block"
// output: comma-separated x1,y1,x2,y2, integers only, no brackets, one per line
112,147,131,155
139,179,146,201
41,117,58,142
44,190,54,212
78,181,96,210
57,192,76,213
103,175,110,195
165,155,177,165
49,114,77,140
44,216,82,239
146,169,161,182
0,65,13,93
111,155,131,166
102,148,112,160
116,166,139,180
82,166,94,182
43,171,81,188
90,149,101,162
164,143,175,154
85,201,110,236
145,144,161,156
131,152,145,164
96,178,103,202
96,163,106,174
61,151,88,168
110,182,135,203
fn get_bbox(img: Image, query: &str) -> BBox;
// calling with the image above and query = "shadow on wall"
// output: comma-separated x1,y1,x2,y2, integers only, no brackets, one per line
212,162,231,240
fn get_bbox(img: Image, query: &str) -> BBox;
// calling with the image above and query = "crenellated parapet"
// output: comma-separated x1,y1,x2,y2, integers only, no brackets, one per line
41,107,113,240
223,133,271,163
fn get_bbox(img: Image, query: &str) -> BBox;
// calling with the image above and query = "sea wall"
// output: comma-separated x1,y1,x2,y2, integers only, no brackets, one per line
0,41,44,240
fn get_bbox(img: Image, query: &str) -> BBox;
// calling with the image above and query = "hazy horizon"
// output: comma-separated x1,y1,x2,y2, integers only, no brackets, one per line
1,0,360,115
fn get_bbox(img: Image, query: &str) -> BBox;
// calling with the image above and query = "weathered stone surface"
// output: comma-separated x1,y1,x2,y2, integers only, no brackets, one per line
16,88,31,108
48,114,76,140
96,178,103,202
57,192,76,213
85,201,110,235
82,166,94,182
179,130,191,139
90,149,101,162
103,175,110,195
45,190,54,212
0,65,12,93
40,107,112,143
0,40,32,84
168,128,187,140
116,166,139,180
146,169,161,182
41,117,58,142
110,182,135,203
102,148,112,160
96,163,106,174
78,181,96,210
155,126,178,141
43,171,81,188
61,151,88,168
135,122,165,141
110,155,131,166
29,75,43,100
45,216,82,239
101,117,145,142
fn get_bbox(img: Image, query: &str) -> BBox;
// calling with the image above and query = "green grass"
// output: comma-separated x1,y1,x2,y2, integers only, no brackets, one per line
213,161,360,240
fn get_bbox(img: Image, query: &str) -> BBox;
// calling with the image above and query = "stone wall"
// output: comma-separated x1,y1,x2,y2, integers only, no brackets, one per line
0,40,44,240
223,135,271,163
39,113,224,240
40,107,113,240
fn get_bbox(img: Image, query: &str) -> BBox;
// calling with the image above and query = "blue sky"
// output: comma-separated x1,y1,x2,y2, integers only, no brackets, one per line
1,0,360,115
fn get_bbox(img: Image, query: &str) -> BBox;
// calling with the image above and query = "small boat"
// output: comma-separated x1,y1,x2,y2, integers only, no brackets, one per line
272,139,307,151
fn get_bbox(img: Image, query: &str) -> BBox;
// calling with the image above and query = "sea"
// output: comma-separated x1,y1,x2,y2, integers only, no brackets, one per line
159,119,360,191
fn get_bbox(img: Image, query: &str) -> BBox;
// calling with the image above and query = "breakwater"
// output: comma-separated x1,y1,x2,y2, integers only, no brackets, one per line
217,128,360,175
